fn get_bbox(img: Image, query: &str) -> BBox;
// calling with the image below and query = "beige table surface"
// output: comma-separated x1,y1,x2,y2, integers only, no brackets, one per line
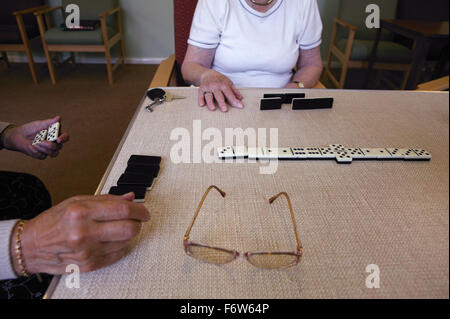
47,88,449,299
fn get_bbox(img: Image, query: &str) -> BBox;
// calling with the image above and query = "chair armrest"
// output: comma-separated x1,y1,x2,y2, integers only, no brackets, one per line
416,76,449,91
149,54,177,88
13,5,48,16
312,81,326,89
99,6,120,18
34,6,63,16
334,18,358,31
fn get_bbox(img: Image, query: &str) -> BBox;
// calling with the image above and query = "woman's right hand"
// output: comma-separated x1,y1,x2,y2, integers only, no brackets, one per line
11,193,150,275
199,69,244,112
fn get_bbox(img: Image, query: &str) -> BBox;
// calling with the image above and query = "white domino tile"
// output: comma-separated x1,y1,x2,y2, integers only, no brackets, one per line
291,148,308,159
305,147,323,159
386,148,412,159
248,147,263,160
261,147,280,160
412,149,432,160
346,148,366,160
217,146,234,159
360,148,390,159
319,147,338,159
32,130,47,146
234,146,248,158
46,122,60,142
277,148,295,159
336,152,353,163
217,145,432,163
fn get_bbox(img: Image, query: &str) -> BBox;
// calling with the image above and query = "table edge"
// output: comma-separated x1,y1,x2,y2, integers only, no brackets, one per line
43,92,148,299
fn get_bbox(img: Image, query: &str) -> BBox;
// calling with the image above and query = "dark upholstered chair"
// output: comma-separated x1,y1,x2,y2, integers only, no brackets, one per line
34,0,124,85
323,0,413,89
0,0,47,84
150,0,325,89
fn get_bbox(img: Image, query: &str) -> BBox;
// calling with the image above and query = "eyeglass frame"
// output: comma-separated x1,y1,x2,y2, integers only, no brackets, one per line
183,185,303,268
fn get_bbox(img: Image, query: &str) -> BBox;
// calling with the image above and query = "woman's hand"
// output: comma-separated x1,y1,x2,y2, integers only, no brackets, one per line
182,45,244,113
3,116,69,160
11,193,150,275
198,69,244,112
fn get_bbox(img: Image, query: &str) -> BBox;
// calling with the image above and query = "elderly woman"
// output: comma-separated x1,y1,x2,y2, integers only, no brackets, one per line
182,0,324,112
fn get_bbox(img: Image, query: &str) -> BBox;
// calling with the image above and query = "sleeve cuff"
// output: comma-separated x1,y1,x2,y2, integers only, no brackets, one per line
0,124,14,150
187,38,219,50
299,39,322,51
0,219,19,280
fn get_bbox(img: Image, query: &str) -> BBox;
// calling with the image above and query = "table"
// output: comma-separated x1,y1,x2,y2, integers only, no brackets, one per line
368,19,449,90
46,88,449,299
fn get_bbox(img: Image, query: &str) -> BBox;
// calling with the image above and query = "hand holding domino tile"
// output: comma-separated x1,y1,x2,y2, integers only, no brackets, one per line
2,116,69,160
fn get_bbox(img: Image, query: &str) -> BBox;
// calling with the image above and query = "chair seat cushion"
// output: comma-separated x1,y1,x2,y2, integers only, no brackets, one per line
0,24,40,44
336,39,412,63
44,26,115,45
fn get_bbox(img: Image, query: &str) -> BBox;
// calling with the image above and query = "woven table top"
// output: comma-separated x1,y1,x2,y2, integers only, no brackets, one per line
49,88,449,299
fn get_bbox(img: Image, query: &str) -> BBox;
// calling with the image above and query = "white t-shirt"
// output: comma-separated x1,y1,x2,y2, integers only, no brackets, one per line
188,0,323,88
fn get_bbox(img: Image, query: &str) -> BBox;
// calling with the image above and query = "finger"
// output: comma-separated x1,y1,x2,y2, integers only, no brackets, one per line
34,141,59,154
222,86,243,109
56,132,69,145
79,248,128,273
231,85,244,100
28,147,47,160
212,89,228,112
34,116,61,132
204,92,216,111
36,153,47,160
91,200,150,222
198,88,206,107
97,220,142,242
93,194,135,202
121,192,135,202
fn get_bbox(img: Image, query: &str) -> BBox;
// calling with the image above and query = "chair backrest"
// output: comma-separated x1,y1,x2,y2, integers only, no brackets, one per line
62,0,117,21
338,0,398,40
173,0,198,65
0,0,44,25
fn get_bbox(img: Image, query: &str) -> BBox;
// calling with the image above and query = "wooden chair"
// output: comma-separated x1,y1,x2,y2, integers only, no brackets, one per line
0,0,47,84
150,0,325,89
416,75,449,91
323,0,413,89
34,0,124,85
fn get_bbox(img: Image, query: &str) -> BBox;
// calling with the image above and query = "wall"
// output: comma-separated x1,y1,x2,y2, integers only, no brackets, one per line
119,0,174,62
8,1,398,64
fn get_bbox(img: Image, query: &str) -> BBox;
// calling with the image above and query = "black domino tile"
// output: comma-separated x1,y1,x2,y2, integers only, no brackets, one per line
292,98,333,110
260,98,282,110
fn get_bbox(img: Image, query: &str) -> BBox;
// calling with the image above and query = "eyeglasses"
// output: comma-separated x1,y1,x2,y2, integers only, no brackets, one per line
183,186,303,269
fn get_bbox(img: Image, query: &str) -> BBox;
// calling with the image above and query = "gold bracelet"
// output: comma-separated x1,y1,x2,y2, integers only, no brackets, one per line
14,220,31,277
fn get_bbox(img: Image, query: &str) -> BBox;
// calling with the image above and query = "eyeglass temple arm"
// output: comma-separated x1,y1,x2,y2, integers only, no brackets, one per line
269,192,302,252
184,185,226,240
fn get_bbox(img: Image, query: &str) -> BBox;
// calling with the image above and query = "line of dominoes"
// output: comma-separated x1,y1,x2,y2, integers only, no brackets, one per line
217,145,431,164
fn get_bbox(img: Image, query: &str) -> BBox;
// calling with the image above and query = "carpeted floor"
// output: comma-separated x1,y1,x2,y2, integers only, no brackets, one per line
0,62,157,205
